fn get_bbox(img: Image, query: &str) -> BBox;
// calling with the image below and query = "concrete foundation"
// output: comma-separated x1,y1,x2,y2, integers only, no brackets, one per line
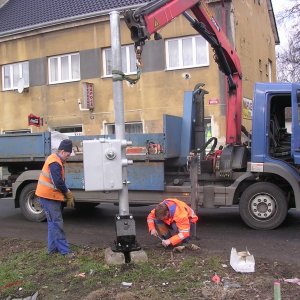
104,247,148,265
130,249,148,263
104,247,125,265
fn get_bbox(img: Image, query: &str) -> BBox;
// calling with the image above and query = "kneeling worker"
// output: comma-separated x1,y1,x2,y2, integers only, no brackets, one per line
147,198,198,248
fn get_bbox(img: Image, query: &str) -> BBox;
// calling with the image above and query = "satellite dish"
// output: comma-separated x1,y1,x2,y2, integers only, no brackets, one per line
17,78,25,93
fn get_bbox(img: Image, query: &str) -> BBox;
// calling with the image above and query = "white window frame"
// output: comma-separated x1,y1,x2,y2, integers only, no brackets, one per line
105,122,143,134
2,61,29,91
2,129,31,134
48,53,80,84
52,125,83,136
102,44,137,77
165,35,209,70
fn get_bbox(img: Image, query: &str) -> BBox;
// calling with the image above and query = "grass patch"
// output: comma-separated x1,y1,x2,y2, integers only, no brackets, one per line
0,248,49,297
1,238,299,300
206,255,223,272
0,246,224,299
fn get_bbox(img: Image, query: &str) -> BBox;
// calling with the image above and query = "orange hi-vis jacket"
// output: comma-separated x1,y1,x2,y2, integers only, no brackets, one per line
147,198,198,246
35,153,65,201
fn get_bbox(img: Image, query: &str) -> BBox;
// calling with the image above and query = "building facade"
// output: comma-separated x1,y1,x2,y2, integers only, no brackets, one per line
0,0,279,144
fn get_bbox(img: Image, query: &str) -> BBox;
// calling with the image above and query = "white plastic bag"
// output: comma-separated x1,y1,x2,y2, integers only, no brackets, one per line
230,247,255,273
50,131,74,155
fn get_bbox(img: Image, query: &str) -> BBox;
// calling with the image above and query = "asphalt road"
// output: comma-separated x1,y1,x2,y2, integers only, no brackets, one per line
0,198,300,265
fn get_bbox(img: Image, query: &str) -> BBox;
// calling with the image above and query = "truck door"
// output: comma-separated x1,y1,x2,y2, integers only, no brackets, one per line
291,84,300,164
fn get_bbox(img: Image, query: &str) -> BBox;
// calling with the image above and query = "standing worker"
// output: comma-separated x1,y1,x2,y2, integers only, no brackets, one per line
35,139,75,256
147,198,199,249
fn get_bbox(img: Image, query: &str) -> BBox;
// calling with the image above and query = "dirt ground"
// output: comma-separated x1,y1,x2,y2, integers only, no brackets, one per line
1,237,300,300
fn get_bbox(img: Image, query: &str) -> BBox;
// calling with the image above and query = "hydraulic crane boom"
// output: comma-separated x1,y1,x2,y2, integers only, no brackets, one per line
124,0,243,145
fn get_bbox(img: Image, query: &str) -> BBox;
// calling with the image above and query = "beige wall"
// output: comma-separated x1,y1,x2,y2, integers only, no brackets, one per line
233,0,277,130
234,0,277,93
0,1,277,142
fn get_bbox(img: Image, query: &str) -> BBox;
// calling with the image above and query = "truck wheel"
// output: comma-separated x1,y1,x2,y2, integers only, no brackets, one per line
239,182,288,230
20,182,46,222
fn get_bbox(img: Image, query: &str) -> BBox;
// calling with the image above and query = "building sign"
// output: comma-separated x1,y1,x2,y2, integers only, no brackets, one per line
82,82,94,110
28,113,42,127
242,98,253,120
208,98,220,105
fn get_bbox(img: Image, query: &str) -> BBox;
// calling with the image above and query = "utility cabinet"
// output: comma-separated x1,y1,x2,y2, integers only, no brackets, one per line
83,139,125,191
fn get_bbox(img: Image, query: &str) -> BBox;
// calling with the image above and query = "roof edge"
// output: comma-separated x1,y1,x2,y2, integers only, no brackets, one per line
0,0,9,9
268,0,280,45
0,3,142,38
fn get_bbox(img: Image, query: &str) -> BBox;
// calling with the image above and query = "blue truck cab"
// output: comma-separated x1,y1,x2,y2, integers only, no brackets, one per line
236,83,300,229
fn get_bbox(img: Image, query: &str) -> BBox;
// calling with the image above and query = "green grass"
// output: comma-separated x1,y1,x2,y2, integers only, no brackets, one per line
1,238,299,300
0,247,224,299
1,240,275,300
206,255,223,272
0,249,48,296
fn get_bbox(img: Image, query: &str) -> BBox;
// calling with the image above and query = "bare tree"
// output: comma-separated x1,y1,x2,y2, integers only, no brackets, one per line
276,0,300,82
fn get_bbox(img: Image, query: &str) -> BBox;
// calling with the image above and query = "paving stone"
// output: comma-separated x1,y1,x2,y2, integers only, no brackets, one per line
129,249,148,263
104,247,125,265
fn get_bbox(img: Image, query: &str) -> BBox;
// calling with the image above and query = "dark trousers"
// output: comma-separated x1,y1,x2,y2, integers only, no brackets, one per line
154,219,191,243
39,197,70,255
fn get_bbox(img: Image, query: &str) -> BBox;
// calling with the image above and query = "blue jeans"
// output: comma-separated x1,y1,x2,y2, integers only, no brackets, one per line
39,197,70,255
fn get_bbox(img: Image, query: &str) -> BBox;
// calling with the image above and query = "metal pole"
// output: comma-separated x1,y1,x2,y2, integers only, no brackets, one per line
110,11,129,216
190,155,198,239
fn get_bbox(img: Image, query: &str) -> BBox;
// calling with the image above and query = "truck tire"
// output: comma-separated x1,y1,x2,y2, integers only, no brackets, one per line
19,182,46,222
239,182,288,230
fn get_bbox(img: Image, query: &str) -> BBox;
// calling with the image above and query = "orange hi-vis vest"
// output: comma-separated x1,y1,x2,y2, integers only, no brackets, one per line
147,198,198,246
35,153,65,201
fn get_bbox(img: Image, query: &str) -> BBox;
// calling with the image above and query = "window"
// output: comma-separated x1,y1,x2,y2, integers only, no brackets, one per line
105,122,143,134
103,45,137,76
2,62,29,91
53,125,83,136
259,59,263,80
204,117,214,153
48,53,80,84
285,107,292,133
2,129,31,134
166,35,209,70
204,118,212,142
267,59,272,82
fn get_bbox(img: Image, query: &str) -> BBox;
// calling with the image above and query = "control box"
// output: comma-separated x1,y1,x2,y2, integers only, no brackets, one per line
83,139,131,191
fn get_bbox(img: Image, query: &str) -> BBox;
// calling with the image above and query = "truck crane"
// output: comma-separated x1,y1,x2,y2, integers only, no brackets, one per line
123,0,250,196
124,0,242,146
1,0,300,231
122,0,300,230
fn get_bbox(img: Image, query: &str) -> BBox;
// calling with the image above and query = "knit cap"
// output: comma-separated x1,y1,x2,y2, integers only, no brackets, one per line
58,139,73,153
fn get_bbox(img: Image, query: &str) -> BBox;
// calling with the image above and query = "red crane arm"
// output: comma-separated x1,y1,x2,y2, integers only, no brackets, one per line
124,0,242,145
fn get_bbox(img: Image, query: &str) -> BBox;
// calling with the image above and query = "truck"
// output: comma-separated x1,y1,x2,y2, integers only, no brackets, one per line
1,0,300,230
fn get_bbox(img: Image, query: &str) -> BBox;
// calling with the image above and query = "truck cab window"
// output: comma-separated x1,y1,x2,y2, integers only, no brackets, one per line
268,94,291,160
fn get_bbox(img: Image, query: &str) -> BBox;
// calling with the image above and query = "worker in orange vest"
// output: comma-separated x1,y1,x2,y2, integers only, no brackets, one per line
147,198,198,247
36,139,75,256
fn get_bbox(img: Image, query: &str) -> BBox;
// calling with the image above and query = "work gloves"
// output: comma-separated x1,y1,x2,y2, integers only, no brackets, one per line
150,228,158,237
65,190,75,208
